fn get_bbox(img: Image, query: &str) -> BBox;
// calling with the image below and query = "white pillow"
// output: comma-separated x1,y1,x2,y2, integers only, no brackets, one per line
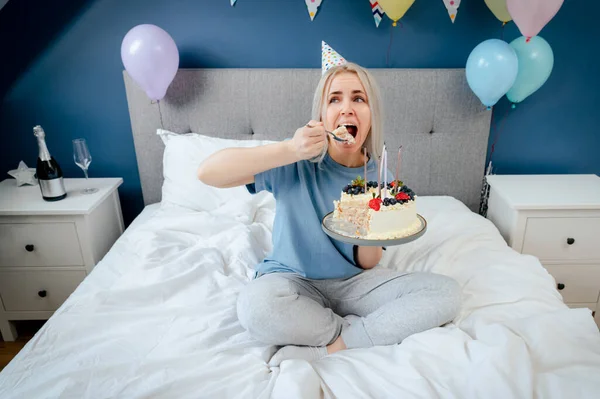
157,129,277,212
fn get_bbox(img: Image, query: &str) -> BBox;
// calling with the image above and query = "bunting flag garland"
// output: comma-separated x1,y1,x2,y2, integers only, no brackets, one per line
305,0,323,21
228,1,465,25
370,0,385,27
443,0,461,23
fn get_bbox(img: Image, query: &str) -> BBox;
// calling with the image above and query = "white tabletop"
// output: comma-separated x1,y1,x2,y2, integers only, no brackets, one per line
0,178,123,215
486,174,600,210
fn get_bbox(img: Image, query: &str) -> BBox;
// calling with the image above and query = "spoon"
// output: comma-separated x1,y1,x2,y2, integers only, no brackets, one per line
305,124,349,142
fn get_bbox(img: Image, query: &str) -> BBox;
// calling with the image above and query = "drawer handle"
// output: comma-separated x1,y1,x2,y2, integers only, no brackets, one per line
25,244,35,252
566,238,575,245
557,283,565,291
38,290,47,298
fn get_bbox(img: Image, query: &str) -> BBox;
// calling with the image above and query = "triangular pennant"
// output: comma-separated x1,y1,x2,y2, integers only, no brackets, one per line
322,41,347,74
305,0,322,21
443,0,461,23
370,0,385,28
230,0,236,6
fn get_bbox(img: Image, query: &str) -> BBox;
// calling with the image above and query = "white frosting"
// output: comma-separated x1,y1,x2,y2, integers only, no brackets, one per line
366,200,420,239
331,125,356,144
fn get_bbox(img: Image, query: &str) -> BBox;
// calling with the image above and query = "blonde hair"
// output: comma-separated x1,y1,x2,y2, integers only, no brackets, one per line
310,62,384,164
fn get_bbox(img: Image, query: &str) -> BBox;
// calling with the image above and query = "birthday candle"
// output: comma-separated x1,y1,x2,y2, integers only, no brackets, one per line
396,145,402,190
383,146,388,198
377,148,382,198
363,147,367,194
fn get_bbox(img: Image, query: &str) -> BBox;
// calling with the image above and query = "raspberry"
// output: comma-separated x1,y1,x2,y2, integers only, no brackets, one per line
395,192,410,201
369,198,382,211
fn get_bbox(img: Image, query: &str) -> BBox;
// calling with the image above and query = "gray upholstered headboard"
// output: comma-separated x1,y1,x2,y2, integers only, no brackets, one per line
123,68,491,211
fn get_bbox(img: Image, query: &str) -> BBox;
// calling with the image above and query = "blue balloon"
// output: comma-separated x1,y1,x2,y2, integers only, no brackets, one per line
466,39,519,109
506,36,554,106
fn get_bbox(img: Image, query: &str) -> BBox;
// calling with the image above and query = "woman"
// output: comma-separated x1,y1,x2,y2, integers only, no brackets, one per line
197,62,461,366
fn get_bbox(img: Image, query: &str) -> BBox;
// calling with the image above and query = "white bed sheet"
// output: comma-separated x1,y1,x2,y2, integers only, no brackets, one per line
1,194,599,398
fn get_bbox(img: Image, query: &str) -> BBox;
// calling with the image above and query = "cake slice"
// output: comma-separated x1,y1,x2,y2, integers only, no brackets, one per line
331,125,356,144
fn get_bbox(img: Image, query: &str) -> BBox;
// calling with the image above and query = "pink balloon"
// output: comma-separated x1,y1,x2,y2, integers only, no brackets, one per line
121,24,179,101
506,0,564,39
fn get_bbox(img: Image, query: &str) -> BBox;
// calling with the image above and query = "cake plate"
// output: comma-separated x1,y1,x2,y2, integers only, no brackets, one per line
321,212,427,246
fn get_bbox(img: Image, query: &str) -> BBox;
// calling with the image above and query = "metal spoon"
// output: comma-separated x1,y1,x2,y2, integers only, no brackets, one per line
305,124,349,142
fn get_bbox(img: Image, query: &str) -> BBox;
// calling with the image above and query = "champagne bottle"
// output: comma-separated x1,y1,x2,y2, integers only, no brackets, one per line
33,125,67,201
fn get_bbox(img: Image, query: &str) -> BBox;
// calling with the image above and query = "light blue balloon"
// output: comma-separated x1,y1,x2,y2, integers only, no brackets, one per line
466,39,519,109
507,36,554,106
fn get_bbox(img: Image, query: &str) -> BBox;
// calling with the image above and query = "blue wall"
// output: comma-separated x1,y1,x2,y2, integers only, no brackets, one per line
1,0,598,225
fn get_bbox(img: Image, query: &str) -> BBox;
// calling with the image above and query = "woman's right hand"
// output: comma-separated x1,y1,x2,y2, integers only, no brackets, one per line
288,120,327,161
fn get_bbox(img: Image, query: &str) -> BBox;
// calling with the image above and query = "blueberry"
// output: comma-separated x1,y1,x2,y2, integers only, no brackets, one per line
343,185,350,193
389,198,397,205
383,198,390,206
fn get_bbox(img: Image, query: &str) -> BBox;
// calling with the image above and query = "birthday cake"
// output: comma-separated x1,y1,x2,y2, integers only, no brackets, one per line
332,176,421,240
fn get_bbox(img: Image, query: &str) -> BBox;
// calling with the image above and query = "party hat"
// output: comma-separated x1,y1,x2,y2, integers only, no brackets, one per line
305,0,322,21
230,0,236,5
443,0,461,23
322,41,347,74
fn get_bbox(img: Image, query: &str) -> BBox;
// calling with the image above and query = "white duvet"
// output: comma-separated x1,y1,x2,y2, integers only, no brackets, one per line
1,194,599,399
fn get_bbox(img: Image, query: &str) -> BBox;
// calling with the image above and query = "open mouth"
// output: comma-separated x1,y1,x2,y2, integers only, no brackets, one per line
339,124,357,138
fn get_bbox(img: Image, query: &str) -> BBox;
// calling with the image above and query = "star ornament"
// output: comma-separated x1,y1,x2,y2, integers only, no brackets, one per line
8,161,38,187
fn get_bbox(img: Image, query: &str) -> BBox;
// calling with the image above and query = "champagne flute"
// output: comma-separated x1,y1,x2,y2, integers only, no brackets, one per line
72,138,98,194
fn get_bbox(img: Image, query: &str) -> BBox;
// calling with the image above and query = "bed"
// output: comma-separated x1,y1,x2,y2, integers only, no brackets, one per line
1,68,599,398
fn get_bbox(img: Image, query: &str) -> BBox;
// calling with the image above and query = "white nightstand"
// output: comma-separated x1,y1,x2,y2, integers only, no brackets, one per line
486,174,600,326
0,178,124,341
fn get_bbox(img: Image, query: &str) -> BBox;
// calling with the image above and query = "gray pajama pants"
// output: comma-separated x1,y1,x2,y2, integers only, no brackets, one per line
236,267,461,349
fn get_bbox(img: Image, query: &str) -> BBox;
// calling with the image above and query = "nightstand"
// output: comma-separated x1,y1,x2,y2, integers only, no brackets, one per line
486,174,600,326
0,178,124,341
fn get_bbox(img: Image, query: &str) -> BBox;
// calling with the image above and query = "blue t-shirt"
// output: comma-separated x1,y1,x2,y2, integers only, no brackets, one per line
247,152,382,280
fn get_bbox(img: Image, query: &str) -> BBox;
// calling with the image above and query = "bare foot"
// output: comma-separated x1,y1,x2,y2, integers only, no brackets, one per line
326,335,347,354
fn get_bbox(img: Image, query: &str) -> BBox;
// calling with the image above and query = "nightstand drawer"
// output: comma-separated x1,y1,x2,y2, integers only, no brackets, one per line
0,270,86,311
544,265,600,304
522,217,600,261
0,223,84,267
